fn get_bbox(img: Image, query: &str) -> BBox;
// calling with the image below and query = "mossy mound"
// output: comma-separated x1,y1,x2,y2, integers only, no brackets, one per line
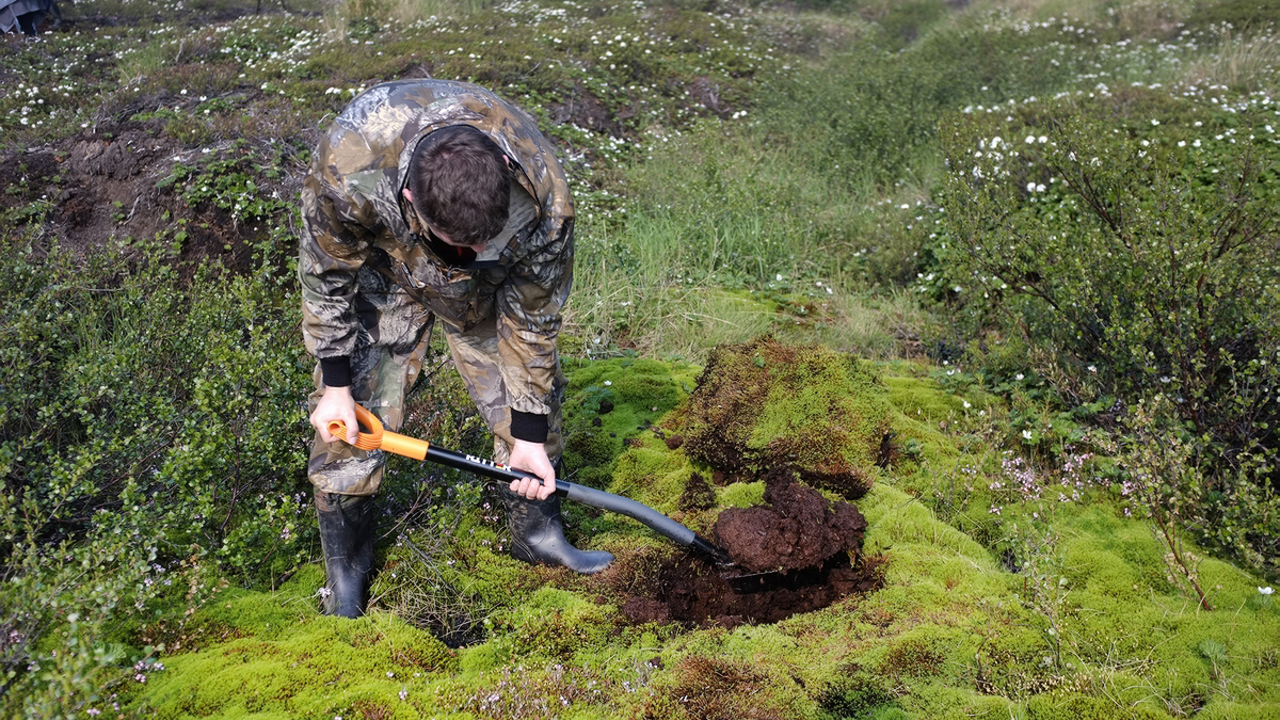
679,335,892,499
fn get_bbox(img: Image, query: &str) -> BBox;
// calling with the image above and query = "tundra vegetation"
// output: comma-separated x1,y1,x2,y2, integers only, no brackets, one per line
1,0,1278,717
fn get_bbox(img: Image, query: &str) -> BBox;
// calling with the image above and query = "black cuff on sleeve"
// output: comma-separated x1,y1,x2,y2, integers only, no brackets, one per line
510,410,549,444
320,356,352,388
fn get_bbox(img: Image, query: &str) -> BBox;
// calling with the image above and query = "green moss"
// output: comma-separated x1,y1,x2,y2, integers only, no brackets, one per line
718,481,766,509
1195,702,1280,720
608,439,692,514
716,622,806,664
111,348,1280,720
563,356,697,488
440,660,627,719
192,566,325,639
881,373,974,470
457,641,507,673
1060,536,1143,599
1025,693,1123,720
123,601,462,718
897,685,1036,720
639,652,816,720
860,485,995,568
942,693,1020,720
491,587,621,665
879,372,1008,528
1059,507,1168,589
427,533,540,610
875,625,965,680
884,375,969,423
815,667,899,719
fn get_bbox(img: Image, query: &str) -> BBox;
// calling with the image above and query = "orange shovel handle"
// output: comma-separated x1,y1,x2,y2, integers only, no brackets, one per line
327,404,431,461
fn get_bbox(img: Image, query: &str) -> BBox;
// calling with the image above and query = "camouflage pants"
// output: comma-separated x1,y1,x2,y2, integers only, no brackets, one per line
307,264,565,496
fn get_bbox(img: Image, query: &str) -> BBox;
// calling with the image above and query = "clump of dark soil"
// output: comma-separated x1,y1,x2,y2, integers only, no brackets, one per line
621,466,880,628
715,465,867,574
623,550,882,629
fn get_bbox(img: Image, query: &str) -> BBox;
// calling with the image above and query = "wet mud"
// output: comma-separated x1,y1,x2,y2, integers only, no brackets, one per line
621,467,882,628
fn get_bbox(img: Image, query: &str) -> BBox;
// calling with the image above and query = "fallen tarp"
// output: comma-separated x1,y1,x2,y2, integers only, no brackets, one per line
1,0,57,35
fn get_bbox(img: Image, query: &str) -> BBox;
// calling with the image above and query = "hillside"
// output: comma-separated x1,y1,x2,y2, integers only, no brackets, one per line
1,0,1278,718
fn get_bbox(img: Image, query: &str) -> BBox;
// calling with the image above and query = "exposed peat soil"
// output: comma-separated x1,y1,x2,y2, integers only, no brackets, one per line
622,466,882,628
0,118,289,273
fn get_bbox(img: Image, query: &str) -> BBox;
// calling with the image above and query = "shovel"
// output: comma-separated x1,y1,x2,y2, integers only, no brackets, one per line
329,404,735,569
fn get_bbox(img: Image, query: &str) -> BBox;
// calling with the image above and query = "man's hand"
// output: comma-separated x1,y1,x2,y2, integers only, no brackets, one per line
311,385,358,445
508,440,556,501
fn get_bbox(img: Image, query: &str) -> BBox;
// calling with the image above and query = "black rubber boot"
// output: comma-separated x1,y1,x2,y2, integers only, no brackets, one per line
500,486,613,574
316,492,377,618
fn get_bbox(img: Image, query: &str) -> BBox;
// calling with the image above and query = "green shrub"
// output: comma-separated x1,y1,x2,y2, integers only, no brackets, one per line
0,234,313,713
935,87,1280,572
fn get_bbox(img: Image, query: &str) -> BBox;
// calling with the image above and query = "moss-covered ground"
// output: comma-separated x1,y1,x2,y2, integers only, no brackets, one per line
113,346,1280,720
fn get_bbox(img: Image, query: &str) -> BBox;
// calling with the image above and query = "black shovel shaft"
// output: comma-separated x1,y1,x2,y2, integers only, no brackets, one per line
421,443,569,496
423,444,730,565
331,404,733,567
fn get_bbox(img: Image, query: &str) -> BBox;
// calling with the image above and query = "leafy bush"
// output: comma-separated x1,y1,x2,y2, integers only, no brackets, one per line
0,234,314,713
934,87,1280,572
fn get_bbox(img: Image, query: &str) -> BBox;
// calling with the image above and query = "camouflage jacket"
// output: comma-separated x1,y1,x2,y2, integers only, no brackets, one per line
299,79,575,434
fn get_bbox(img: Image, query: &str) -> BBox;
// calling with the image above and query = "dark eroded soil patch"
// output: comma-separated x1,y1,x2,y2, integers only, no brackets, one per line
0,118,303,275
623,467,881,628
623,552,882,628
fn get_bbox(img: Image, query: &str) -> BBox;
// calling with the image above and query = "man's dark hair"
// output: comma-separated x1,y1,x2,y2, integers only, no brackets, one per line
408,125,512,246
